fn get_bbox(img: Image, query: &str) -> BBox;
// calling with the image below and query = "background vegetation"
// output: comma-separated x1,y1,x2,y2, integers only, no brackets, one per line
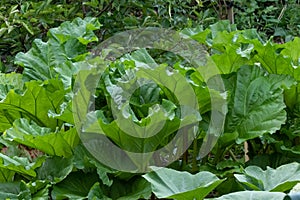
1,0,299,70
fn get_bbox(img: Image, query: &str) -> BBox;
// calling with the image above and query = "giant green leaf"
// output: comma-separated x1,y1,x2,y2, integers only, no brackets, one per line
0,79,66,131
48,17,101,45
225,65,295,143
278,38,300,110
4,118,79,157
82,114,184,172
210,191,286,200
210,31,253,74
253,40,300,78
234,162,300,192
15,17,101,87
209,20,237,38
143,167,224,200
0,153,45,177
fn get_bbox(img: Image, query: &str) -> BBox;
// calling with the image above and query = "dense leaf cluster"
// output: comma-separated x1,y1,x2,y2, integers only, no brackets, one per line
0,0,300,199
0,15,299,199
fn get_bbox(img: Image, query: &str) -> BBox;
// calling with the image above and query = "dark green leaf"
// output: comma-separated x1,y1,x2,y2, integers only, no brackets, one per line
36,156,73,183
51,171,100,200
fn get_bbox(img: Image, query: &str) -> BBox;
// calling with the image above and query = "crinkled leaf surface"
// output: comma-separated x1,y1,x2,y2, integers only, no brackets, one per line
4,118,79,157
122,48,158,69
209,20,237,38
48,17,101,45
211,38,253,74
0,153,45,177
15,38,84,83
143,166,224,200
280,37,300,72
74,59,201,171
253,40,300,78
15,17,100,87
225,65,295,143
234,162,300,192
0,79,66,132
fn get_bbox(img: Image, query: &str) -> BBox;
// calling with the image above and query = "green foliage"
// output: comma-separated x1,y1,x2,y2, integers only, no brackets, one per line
4,119,79,157
211,191,287,200
15,17,101,86
1,0,299,73
0,0,84,71
0,0,217,72
233,0,300,41
235,162,300,192
143,167,224,200
1,3,300,198
224,66,294,143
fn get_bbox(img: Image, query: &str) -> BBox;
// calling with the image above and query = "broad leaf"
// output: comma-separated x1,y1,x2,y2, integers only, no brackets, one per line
280,38,300,79
143,166,224,200
4,118,79,157
209,20,237,38
0,72,24,100
122,48,158,69
36,156,73,184
48,17,101,45
0,153,45,177
88,182,112,200
110,178,152,200
211,37,253,74
235,162,300,192
0,79,66,132
210,191,286,200
253,40,300,77
51,171,100,200
225,65,295,143
74,61,201,172
15,17,101,87
0,168,14,182
0,181,32,199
